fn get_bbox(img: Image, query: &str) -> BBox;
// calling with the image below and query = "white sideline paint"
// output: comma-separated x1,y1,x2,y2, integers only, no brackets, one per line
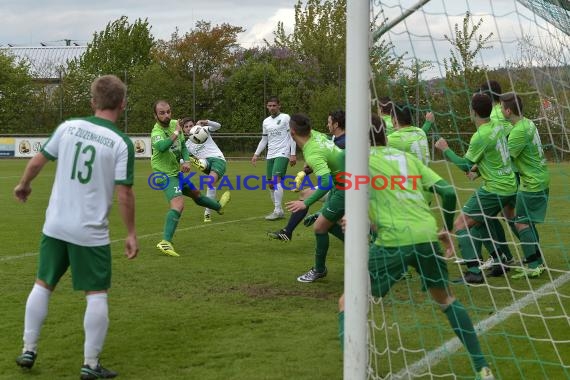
0,216,261,262
392,271,570,380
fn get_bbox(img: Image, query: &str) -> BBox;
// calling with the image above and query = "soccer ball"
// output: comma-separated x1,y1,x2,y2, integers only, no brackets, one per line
189,125,209,144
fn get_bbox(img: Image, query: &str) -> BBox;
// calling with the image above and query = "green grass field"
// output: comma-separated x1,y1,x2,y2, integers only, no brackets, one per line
0,159,569,380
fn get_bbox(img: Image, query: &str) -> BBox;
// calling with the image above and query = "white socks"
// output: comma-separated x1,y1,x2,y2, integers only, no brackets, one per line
23,284,52,353
205,187,216,215
84,293,109,367
273,183,284,213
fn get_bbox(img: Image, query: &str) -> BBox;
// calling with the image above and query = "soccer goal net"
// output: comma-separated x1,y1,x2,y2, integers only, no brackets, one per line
348,0,570,379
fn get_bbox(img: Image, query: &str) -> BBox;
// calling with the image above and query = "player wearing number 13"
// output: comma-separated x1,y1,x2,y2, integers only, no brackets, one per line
435,93,517,284
13,75,138,379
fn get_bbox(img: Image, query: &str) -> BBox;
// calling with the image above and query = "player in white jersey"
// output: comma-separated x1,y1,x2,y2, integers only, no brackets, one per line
182,117,227,222
251,96,297,220
13,75,138,379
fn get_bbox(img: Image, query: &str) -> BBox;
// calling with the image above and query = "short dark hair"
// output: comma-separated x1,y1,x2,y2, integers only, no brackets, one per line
153,99,169,115
391,103,414,126
471,93,493,118
378,96,393,114
290,113,311,137
500,92,523,116
329,109,346,131
180,117,195,127
267,96,280,104
370,114,387,147
479,80,502,103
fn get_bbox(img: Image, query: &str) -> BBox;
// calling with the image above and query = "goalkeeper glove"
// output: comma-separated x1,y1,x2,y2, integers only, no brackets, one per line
292,171,306,192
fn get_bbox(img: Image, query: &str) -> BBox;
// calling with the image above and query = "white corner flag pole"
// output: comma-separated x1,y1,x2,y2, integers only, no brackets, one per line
344,1,371,379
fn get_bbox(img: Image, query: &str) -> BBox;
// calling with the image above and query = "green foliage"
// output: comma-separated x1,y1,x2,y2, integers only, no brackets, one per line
436,12,495,136
78,16,154,76
273,0,346,85
50,16,155,131
0,52,37,133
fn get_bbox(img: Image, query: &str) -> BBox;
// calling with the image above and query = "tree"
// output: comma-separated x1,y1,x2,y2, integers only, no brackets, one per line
56,16,155,128
76,16,154,76
443,11,493,80
439,12,494,136
0,51,37,133
273,0,346,85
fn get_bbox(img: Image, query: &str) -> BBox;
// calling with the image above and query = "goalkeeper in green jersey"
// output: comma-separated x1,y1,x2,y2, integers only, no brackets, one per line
435,93,517,284
500,92,550,279
338,114,495,380
151,100,230,257
285,114,345,283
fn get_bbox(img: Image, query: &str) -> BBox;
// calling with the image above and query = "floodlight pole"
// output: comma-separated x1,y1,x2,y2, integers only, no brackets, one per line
344,1,370,379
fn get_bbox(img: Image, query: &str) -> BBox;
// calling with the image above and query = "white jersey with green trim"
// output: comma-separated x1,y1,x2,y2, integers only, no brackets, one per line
262,113,294,159
41,116,134,246
186,120,225,160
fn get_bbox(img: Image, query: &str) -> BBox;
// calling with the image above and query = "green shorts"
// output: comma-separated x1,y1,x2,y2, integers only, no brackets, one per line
37,234,111,291
369,242,448,298
320,188,345,223
161,174,199,201
514,188,549,224
204,157,227,178
462,188,516,222
266,157,289,179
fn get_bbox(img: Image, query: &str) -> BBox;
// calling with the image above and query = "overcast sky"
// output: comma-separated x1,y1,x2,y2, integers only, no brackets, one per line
0,0,296,48
2,0,568,79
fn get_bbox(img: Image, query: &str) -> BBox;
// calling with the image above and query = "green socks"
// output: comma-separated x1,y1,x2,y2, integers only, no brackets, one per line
163,209,181,241
338,311,345,351
518,226,543,268
443,300,488,372
194,195,221,211
457,228,483,274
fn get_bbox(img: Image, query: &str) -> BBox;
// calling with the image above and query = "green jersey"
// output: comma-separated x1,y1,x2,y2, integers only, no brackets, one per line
368,146,442,246
388,126,429,164
388,126,432,203
382,115,395,136
303,130,345,185
508,117,550,192
464,121,517,195
151,120,187,176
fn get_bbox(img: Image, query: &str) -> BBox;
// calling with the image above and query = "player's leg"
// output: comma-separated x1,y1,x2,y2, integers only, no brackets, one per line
183,181,230,215
455,189,510,283
512,189,549,279
453,204,484,283
157,179,184,257
338,244,405,349
264,159,277,219
297,193,344,282
17,234,68,369
266,157,289,220
268,188,316,241
69,243,117,379
338,294,346,350
414,242,494,379
203,159,227,222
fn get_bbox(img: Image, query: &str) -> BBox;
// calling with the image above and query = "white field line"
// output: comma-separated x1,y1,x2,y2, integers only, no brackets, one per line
392,271,570,380
0,216,262,262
